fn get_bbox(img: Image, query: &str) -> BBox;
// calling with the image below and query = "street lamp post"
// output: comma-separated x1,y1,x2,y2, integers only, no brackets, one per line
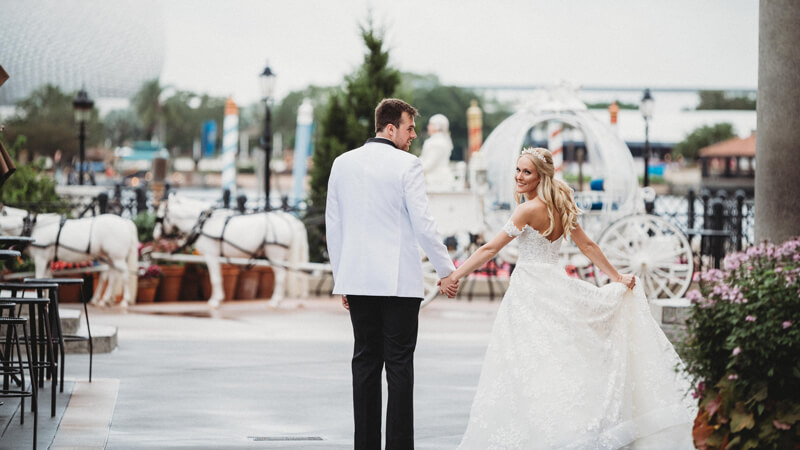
640,88,654,188
259,63,276,210
73,88,94,185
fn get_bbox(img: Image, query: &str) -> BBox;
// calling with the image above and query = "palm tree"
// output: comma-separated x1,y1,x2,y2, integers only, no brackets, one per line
132,79,164,141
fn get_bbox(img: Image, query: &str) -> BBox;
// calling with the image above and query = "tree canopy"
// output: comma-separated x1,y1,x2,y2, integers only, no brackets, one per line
696,91,756,110
306,19,400,260
672,123,737,161
2,84,103,162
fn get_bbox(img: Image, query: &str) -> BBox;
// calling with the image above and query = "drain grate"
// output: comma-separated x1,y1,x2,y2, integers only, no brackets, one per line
248,436,324,441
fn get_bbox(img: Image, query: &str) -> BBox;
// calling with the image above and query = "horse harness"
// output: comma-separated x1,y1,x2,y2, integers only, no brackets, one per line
22,213,94,262
164,208,213,255
212,212,291,259
165,206,291,261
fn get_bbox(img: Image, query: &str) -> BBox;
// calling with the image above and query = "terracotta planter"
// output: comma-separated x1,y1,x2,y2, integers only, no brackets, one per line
256,266,275,299
200,264,240,301
156,265,185,302
235,267,261,300
55,278,82,303
54,273,93,303
136,277,160,303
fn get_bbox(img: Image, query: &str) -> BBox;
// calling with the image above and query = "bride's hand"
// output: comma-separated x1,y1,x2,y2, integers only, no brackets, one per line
616,274,636,290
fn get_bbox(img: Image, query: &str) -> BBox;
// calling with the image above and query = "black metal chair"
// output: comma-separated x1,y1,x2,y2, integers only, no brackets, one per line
0,301,38,449
0,237,35,250
24,277,92,386
0,282,59,418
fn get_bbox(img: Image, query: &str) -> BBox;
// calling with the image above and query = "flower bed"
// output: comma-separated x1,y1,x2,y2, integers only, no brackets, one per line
681,237,800,448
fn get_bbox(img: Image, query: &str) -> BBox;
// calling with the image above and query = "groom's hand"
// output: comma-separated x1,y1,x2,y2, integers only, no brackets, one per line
341,295,349,310
438,276,460,298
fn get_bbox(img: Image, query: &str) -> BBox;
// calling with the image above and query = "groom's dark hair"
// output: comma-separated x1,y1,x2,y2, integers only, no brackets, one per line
375,98,418,133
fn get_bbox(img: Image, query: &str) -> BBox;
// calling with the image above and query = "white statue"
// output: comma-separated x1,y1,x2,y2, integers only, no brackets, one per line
419,114,455,191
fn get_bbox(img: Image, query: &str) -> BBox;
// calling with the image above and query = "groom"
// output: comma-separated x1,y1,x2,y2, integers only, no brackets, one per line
326,98,458,449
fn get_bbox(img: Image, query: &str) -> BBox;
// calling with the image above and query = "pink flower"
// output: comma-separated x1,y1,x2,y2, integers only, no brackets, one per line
732,347,742,356
783,321,793,329
773,420,791,431
686,290,703,302
723,252,748,271
728,374,738,380
776,267,784,273
692,381,706,399
701,269,724,282
745,315,756,322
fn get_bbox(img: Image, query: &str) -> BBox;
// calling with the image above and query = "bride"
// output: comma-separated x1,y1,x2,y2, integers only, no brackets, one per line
442,147,696,449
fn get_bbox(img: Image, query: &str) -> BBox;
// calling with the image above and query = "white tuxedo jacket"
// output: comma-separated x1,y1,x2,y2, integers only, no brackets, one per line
326,138,455,298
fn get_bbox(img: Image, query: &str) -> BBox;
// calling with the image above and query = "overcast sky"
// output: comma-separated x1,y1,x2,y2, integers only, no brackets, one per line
159,0,759,105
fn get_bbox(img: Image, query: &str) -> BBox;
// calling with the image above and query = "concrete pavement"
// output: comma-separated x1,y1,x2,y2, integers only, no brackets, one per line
1,296,501,449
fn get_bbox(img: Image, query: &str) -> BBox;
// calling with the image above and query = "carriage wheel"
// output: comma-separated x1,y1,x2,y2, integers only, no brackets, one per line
592,214,693,300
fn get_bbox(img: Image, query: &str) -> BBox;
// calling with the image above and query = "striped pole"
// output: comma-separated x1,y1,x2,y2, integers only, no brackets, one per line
466,100,483,160
291,99,314,205
221,97,239,195
608,101,620,135
547,121,564,180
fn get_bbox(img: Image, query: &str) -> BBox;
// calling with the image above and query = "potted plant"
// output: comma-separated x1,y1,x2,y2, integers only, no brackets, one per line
681,237,800,449
149,238,185,302
136,264,163,303
50,259,97,303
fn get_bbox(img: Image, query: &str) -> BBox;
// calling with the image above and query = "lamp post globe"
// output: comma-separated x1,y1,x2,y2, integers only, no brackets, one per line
72,88,94,185
259,63,276,210
640,88,654,188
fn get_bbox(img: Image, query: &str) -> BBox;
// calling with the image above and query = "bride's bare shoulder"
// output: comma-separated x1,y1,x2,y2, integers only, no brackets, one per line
511,199,546,226
518,198,547,216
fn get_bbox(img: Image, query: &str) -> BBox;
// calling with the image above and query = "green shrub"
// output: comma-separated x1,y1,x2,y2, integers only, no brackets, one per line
0,135,60,208
132,211,156,243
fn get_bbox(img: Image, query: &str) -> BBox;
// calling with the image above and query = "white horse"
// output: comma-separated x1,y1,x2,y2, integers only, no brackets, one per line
0,206,139,307
153,195,309,308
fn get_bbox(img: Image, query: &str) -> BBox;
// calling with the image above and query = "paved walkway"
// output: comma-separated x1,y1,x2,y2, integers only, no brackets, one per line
1,296,501,449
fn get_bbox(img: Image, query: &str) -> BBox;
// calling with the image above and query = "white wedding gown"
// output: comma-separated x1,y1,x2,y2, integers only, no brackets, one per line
458,220,697,449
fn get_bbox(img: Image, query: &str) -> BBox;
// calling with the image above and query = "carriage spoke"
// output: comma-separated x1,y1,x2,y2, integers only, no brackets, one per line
651,272,675,298
597,215,693,299
651,246,691,262
643,272,661,298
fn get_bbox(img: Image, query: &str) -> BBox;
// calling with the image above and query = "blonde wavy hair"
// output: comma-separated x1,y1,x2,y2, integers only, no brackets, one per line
515,147,582,239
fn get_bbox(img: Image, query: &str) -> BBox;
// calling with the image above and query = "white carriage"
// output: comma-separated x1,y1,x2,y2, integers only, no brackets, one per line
422,87,693,306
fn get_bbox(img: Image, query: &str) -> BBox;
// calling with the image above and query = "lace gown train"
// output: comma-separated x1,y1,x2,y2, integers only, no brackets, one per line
457,220,697,449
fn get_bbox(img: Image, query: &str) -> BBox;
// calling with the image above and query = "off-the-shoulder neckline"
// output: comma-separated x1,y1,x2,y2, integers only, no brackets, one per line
506,220,563,244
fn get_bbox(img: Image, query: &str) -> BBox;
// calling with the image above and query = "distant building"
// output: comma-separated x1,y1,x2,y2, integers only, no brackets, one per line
699,132,756,194
0,0,165,111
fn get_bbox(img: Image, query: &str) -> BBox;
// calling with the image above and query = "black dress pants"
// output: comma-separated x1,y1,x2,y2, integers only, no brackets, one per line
348,295,421,450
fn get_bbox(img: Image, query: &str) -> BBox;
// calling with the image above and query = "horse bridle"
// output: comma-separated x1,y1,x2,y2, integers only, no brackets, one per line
154,201,182,238
156,200,215,254
21,212,36,238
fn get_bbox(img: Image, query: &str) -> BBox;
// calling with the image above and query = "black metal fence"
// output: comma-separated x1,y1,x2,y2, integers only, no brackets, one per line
6,183,757,275
653,188,754,271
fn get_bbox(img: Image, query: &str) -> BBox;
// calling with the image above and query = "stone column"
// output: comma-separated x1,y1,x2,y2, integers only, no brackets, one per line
756,0,800,243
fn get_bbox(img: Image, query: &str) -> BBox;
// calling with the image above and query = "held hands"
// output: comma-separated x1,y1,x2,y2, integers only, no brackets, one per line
438,275,460,298
616,274,636,290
